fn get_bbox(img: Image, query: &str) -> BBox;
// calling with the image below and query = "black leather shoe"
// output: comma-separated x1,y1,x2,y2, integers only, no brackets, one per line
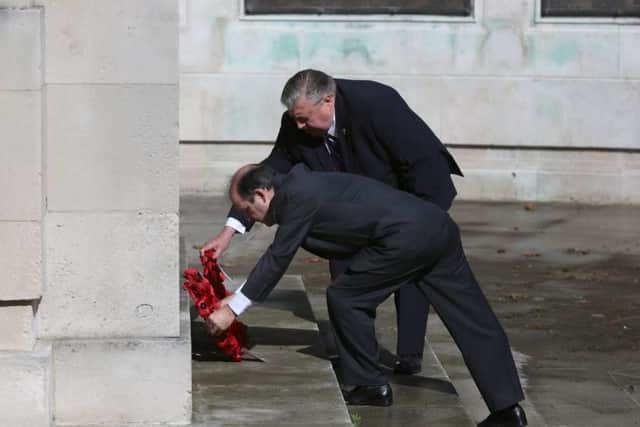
478,404,527,427
342,383,393,406
393,355,422,375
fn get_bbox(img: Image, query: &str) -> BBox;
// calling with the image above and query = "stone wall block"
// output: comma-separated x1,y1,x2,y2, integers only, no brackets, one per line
440,78,537,146
622,173,640,205
526,29,619,78
180,74,283,141
0,221,42,300
46,84,178,212
620,29,640,79
453,169,538,202
0,345,51,427
180,73,443,143
0,8,41,90
0,91,41,221
547,79,640,150
0,306,35,351
37,212,179,338
179,143,271,193
43,0,177,84
535,171,624,204
180,0,239,72
440,77,640,150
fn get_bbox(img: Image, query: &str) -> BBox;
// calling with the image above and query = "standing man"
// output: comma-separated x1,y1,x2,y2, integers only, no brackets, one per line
208,164,527,427
202,69,463,374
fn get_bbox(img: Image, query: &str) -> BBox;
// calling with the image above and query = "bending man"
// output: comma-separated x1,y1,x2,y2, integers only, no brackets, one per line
208,164,527,427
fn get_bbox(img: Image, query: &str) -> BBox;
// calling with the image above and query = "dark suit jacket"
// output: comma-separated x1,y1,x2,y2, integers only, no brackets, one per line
230,79,462,228
241,165,449,302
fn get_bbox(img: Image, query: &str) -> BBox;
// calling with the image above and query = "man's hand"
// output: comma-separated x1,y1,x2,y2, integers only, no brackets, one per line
206,305,236,336
200,226,235,257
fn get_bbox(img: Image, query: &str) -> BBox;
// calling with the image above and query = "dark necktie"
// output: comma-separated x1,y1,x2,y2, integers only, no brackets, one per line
326,134,345,171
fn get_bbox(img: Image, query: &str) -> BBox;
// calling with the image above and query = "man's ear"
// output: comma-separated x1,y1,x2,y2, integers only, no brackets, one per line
253,188,268,203
324,94,335,105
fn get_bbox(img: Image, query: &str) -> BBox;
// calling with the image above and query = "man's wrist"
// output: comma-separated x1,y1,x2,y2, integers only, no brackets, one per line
225,218,246,234
227,287,252,316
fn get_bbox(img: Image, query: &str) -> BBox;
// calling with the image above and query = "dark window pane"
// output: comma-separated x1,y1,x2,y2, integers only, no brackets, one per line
541,0,640,17
245,0,472,16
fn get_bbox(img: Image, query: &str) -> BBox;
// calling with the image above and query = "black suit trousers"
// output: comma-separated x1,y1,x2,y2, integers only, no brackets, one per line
330,259,430,358
326,217,523,412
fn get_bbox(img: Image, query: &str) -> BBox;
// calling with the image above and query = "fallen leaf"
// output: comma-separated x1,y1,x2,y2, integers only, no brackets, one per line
524,202,536,211
304,256,324,264
523,251,541,257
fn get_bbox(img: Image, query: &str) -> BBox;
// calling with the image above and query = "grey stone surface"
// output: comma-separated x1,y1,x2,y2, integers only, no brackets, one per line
0,344,51,427
0,306,34,351
0,221,42,300
42,0,178,84
46,84,178,213
0,90,41,221
38,212,179,338
51,292,191,425
0,8,41,90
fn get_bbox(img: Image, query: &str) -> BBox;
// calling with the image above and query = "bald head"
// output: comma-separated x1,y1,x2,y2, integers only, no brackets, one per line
229,164,257,204
229,164,277,226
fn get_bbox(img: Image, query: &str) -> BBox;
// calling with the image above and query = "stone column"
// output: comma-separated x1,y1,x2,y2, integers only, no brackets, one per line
0,1,190,425
0,5,50,427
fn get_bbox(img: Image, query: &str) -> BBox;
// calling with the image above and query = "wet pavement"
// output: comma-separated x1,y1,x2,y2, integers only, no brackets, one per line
181,195,640,427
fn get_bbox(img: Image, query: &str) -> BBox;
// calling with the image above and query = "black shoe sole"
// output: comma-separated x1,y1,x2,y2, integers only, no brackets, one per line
345,396,393,407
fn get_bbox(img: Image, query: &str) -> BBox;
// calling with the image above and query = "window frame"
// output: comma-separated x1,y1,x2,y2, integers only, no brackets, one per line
238,0,481,23
535,0,640,24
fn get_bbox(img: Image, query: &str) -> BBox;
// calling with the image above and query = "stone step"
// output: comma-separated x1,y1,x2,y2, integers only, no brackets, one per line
189,275,353,427
48,289,192,427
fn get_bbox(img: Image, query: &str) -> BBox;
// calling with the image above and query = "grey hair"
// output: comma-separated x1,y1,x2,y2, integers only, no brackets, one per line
280,69,336,110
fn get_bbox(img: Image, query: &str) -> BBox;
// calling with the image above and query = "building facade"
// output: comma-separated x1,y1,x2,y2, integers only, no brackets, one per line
180,0,640,204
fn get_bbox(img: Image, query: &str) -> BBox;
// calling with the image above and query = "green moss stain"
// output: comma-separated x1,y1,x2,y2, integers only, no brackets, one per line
224,30,300,68
341,38,373,63
271,34,300,63
549,40,580,66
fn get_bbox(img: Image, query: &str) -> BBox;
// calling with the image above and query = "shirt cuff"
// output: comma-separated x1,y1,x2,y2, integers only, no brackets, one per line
227,282,253,316
225,217,247,234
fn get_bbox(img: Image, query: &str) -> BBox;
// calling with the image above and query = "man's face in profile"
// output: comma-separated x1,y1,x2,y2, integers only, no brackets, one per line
290,94,335,138
231,188,274,226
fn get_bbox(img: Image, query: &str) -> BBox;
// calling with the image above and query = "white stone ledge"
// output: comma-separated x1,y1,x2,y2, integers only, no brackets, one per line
0,221,42,300
179,143,640,204
0,306,35,351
